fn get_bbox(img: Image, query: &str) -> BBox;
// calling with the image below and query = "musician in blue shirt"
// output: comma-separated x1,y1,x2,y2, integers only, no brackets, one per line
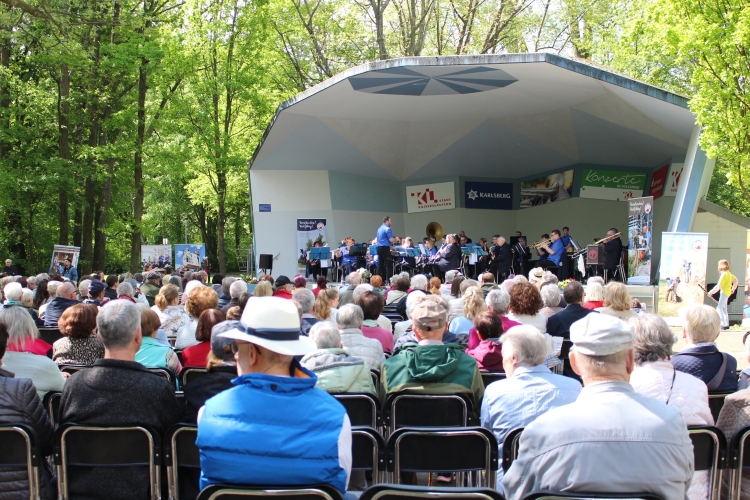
561,227,573,248
540,230,566,266
376,216,398,280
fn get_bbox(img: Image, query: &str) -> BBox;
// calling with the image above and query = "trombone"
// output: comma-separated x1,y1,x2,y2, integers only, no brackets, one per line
594,232,622,245
529,238,553,249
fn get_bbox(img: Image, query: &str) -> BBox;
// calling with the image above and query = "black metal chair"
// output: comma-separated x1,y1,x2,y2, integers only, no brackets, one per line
333,393,382,428
522,493,663,500
165,424,200,500
196,484,346,500
384,393,473,433
54,424,162,500
58,364,90,376
708,392,733,423
479,371,506,387
42,390,62,428
502,427,524,472
385,427,498,488
180,368,209,388
38,327,63,345
352,426,386,484
175,349,184,364
727,425,750,500
689,426,727,500
371,369,381,391
0,424,44,499
149,367,178,390
359,484,506,500
175,391,187,414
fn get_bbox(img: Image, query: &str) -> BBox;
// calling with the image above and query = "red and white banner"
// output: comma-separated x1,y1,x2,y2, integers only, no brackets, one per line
666,163,684,196
406,182,455,213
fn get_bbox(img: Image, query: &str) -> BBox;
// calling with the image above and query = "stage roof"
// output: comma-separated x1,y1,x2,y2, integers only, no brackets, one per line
249,53,695,182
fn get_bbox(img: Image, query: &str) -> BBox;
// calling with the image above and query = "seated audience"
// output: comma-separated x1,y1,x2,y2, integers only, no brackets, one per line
631,298,648,314
53,304,104,365
152,284,191,337
448,278,476,323
4,282,43,326
226,306,241,319
338,272,361,307
176,286,219,349
480,272,499,296
430,277,442,296
381,294,483,407
197,297,352,493
337,304,385,371
394,291,420,342
448,286,485,336
481,325,580,488
396,274,429,318
439,270,456,298
294,288,319,333
218,277,235,310
253,281,272,297
314,288,336,324
467,288,521,350
629,313,712,500
221,280,247,315
503,313,694,500
140,272,163,306
104,275,118,300
59,301,181,500
672,304,738,392
546,281,597,339
272,275,294,299
182,309,225,368
507,281,547,333
385,276,409,306
301,321,377,394
0,321,56,499
116,282,136,302
182,321,240,423
210,273,223,295
135,308,183,374
465,311,505,371
595,282,636,319
43,282,79,327
84,280,108,307
357,291,394,353
539,283,563,318
312,275,328,298
370,275,384,295
582,282,604,310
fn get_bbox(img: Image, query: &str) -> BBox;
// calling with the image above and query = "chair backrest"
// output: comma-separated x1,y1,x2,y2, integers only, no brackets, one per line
181,368,209,388
196,484,346,500
175,349,184,364
43,391,62,428
148,367,178,390
480,371,506,387
54,424,162,500
58,364,90,376
502,427,524,472
708,392,733,423
352,427,385,483
559,340,572,359
689,425,727,500
359,484,506,500
333,393,381,428
0,424,43,499
386,427,498,488
38,328,63,345
385,394,472,432
728,425,750,500
175,391,187,414
383,313,404,323
165,424,199,500
521,493,663,500
371,370,381,390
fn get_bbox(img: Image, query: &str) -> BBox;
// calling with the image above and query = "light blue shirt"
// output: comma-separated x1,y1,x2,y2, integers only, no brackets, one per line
481,364,581,489
376,224,393,247
448,316,474,335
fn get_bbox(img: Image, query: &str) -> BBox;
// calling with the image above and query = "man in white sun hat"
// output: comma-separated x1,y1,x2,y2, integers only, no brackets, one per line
196,296,352,494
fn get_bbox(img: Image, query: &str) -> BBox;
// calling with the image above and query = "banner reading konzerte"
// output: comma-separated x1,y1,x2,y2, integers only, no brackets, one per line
627,196,653,285
659,232,709,313
579,168,647,201
520,169,574,209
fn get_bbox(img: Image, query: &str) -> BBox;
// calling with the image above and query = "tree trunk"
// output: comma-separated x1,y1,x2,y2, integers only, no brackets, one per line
57,63,70,244
0,20,10,161
129,57,148,272
93,157,114,271
217,171,227,274
73,208,82,247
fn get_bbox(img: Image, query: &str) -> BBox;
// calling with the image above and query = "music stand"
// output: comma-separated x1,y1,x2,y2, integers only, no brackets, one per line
510,236,521,246
369,245,377,256
406,248,421,258
309,247,331,281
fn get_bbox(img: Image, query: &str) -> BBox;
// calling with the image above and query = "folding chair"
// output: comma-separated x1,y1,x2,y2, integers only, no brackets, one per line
196,484,345,500
333,393,382,428
58,364,90,376
502,427,524,472
352,426,386,484
175,391,187,414
708,392,733,423
54,424,162,500
0,424,44,500
165,424,200,500
42,390,62,428
728,425,750,500
181,368,209,388
149,367,178,390
386,427,498,488
384,394,473,433
480,371,506,387
359,484,506,500
175,349,184,364
689,426,727,500
38,327,63,345
371,370,381,390
521,493,663,500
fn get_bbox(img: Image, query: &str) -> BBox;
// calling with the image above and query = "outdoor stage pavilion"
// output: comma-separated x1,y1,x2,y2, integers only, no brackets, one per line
248,53,725,294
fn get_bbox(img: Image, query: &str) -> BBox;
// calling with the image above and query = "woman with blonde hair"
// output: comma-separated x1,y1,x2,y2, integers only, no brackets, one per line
314,290,333,322
253,281,272,297
595,281,636,319
708,259,737,330
583,282,604,310
152,284,191,337
325,288,340,324
430,277,442,296
448,287,486,335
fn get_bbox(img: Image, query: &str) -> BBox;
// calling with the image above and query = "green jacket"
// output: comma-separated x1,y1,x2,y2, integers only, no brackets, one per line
380,342,484,407
300,348,377,395
140,281,162,307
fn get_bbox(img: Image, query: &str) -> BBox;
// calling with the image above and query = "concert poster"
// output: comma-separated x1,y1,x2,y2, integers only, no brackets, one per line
659,232,708,314
627,196,653,285
49,245,80,275
519,169,574,209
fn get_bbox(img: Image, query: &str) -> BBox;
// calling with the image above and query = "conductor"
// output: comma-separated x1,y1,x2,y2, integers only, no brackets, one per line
376,216,398,280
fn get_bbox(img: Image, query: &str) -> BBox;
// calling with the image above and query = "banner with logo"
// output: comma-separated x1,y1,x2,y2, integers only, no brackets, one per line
627,196,654,285
406,182,455,213
579,169,648,201
659,232,709,313
175,244,206,270
141,245,172,269
49,245,80,275
665,163,684,196
297,219,327,271
464,181,513,210
649,165,668,200
520,169,574,209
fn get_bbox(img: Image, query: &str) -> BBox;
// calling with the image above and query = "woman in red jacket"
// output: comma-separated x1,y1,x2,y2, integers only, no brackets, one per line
182,309,225,368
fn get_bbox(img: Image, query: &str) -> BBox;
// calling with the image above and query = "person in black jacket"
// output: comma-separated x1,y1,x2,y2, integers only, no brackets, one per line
547,281,597,340
43,282,80,327
433,234,461,280
603,228,623,281
489,236,512,280
0,321,56,500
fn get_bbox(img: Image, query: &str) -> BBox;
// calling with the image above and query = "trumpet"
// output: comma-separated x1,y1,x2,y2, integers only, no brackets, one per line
594,232,622,245
529,238,553,249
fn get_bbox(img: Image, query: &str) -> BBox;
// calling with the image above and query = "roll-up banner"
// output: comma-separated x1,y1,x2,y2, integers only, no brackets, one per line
627,196,653,285
659,232,709,314
297,219,327,272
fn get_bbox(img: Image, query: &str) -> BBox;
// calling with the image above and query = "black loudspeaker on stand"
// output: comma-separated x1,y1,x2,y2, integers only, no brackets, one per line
259,254,273,273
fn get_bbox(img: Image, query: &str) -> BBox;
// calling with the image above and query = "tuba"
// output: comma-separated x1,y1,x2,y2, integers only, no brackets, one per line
426,222,444,242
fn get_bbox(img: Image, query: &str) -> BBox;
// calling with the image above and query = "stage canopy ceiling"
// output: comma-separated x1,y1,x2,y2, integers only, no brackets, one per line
249,53,696,182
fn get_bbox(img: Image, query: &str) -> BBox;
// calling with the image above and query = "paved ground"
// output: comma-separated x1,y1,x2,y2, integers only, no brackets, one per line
673,328,748,370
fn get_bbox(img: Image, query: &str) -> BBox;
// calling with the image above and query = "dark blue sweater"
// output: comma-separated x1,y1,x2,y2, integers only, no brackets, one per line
671,344,738,392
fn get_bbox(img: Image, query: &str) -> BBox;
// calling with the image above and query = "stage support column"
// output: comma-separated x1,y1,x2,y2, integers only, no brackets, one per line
667,125,716,233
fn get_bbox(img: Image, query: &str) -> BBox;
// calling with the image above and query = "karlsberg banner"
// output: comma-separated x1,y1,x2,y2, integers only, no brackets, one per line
406,182,455,213
579,168,648,201
464,181,513,210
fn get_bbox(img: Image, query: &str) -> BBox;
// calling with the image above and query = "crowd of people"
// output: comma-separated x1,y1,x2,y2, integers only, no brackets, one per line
0,260,749,500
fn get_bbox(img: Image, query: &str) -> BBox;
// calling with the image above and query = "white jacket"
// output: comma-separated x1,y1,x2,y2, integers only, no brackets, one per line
448,297,464,324
2,351,66,398
339,328,385,371
631,360,713,500
175,320,200,349
507,312,548,334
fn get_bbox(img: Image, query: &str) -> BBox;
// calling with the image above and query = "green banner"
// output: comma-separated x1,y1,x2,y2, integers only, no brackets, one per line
580,169,647,201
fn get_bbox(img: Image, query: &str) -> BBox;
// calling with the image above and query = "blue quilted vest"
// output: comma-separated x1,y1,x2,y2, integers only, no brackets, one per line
196,362,348,493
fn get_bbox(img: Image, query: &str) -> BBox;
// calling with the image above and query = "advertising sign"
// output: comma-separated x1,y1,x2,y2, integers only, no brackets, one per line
579,169,647,201
649,164,668,200
627,196,653,285
520,169,574,209
464,181,513,210
666,163,684,196
175,244,206,270
141,245,172,269
297,219,327,271
49,245,80,275
660,232,709,313
406,182,455,213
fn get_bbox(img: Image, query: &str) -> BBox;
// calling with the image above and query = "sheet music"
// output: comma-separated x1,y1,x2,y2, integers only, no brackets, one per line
321,259,330,267
469,253,477,265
